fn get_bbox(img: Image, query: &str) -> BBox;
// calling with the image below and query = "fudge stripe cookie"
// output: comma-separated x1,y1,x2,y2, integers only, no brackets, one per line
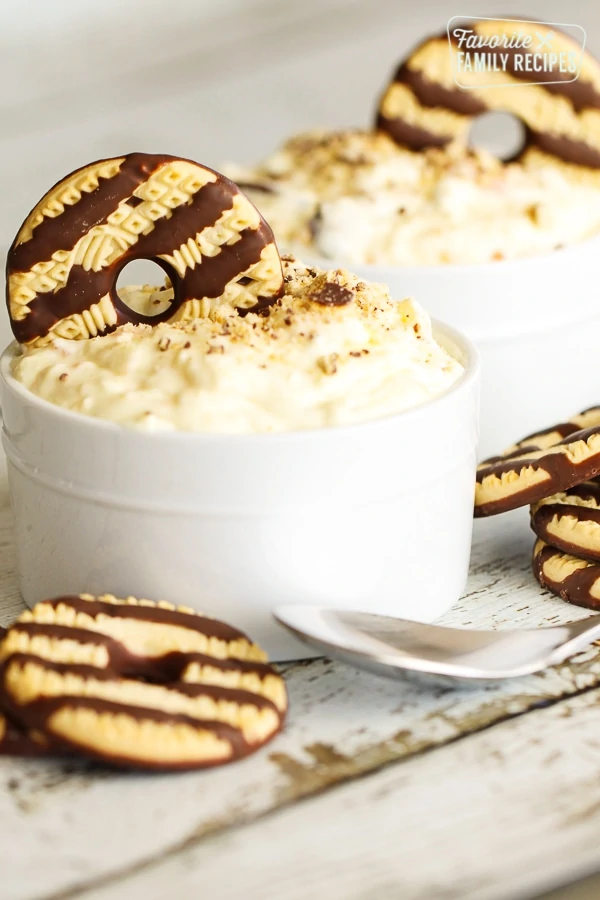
532,538,600,610
475,425,600,517
7,154,284,345
531,482,600,562
0,594,287,769
376,19,600,171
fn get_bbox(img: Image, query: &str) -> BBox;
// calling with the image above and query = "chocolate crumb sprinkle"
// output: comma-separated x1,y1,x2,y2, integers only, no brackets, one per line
308,282,354,307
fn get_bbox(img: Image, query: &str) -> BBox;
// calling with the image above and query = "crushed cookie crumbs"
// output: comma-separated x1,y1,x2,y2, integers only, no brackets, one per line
13,255,463,433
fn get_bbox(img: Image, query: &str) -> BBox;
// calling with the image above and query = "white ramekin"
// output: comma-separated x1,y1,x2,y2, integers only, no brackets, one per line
0,322,479,660
344,236,600,459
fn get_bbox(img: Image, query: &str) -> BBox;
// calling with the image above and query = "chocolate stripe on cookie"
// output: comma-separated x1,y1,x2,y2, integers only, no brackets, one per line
0,714,50,758
532,539,600,610
9,154,170,272
12,210,272,343
2,655,281,747
393,63,487,115
374,115,450,151
531,482,600,562
0,622,125,669
527,130,600,170
20,594,268,662
180,653,287,713
27,697,246,769
483,406,600,463
475,425,600,517
43,595,257,642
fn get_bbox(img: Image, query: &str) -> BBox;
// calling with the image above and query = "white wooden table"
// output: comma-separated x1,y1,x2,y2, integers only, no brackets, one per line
2,452,600,900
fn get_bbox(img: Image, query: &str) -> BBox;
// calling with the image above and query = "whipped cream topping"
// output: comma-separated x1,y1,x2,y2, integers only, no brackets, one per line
224,130,600,265
11,256,463,434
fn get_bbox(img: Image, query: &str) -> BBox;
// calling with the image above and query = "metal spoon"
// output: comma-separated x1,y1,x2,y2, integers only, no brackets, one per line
274,605,600,680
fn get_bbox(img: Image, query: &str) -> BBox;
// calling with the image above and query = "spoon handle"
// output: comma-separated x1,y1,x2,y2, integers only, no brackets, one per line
554,614,600,662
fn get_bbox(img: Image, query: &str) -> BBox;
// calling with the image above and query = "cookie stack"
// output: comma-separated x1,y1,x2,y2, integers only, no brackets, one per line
475,408,600,610
0,594,287,770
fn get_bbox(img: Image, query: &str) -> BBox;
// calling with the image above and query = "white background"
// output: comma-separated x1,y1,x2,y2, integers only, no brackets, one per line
1,0,598,348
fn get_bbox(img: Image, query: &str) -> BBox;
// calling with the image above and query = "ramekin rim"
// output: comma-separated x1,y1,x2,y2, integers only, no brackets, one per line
308,230,600,277
0,318,479,444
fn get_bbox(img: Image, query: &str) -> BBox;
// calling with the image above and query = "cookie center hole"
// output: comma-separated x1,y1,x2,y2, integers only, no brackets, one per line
116,260,173,317
469,111,526,161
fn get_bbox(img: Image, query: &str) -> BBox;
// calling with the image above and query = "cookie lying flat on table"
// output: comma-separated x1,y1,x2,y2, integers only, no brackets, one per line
532,539,600,611
531,482,600,562
475,425,600,517
0,594,287,770
6,154,284,346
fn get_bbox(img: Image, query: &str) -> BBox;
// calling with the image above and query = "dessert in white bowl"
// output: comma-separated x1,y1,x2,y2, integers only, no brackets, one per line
225,131,600,267
12,255,463,433
224,19,600,457
2,151,479,659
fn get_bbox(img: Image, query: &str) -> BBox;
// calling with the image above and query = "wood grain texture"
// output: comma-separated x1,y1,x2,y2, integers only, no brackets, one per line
0,449,599,900
75,684,600,900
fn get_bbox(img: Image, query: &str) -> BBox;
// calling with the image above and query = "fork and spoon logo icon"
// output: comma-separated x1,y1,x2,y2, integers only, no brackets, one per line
535,30,555,51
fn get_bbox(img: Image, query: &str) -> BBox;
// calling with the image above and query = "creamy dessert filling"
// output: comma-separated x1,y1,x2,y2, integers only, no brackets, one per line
224,130,600,266
11,256,463,434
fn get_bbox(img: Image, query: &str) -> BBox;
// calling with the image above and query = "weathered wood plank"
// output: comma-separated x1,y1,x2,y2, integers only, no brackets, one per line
0,461,599,899
4,643,600,899
73,684,600,900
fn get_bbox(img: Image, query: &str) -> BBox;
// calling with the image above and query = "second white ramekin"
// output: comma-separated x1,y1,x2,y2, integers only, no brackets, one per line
347,236,600,459
0,322,479,660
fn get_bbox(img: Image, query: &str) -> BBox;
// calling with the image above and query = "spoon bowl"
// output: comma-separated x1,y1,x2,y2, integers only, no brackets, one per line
274,606,600,681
